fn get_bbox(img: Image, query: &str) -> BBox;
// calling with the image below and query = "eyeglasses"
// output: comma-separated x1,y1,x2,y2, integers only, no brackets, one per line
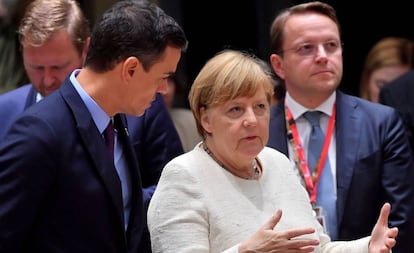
278,41,343,57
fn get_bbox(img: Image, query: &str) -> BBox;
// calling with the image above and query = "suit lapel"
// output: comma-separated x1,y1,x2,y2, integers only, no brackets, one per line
59,79,125,231
335,92,361,226
268,102,289,155
114,114,144,242
24,86,38,109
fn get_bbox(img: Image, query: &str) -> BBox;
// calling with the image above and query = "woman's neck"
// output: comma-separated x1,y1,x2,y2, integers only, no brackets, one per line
201,142,261,180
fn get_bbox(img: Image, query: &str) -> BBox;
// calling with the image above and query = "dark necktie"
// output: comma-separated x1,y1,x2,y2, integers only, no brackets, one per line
103,121,115,160
303,111,337,240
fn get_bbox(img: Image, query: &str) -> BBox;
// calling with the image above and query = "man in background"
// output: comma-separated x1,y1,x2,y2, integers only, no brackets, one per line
380,70,414,154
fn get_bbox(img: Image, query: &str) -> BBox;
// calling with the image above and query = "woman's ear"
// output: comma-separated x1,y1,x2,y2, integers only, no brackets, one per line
200,106,212,134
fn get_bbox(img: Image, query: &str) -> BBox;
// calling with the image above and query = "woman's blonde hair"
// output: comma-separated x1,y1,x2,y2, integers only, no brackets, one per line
189,49,275,138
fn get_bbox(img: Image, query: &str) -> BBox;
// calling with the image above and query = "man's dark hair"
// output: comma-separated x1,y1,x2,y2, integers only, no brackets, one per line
85,0,188,73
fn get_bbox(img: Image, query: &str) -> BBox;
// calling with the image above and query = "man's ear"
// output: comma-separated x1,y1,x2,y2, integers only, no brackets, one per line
270,53,285,80
121,56,140,82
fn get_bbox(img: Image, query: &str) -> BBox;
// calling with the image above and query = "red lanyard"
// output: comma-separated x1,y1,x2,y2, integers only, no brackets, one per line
285,103,336,204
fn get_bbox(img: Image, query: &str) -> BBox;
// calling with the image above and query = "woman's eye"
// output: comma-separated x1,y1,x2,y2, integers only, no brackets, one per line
229,106,241,112
254,104,268,115
227,106,244,118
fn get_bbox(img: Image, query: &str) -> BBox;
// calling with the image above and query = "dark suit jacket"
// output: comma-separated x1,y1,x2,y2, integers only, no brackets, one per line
267,91,414,253
0,84,184,194
380,70,414,153
0,79,145,252
0,84,37,139
0,82,183,253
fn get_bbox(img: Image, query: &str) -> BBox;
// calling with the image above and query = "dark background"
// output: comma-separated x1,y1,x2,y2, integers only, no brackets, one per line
157,0,414,105
68,0,414,105
3,0,412,98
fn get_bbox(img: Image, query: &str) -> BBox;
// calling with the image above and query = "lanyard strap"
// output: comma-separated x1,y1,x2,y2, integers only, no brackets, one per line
285,103,336,203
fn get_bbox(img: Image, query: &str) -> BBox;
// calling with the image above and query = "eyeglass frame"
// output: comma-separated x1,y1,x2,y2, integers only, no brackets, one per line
276,40,344,57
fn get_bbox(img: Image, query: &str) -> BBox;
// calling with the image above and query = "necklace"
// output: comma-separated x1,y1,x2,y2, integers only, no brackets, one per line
201,142,261,180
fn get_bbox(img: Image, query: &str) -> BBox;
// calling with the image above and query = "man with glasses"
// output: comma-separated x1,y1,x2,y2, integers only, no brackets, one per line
266,2,414,253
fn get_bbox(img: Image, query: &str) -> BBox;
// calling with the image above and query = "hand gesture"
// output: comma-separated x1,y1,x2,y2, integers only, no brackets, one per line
238,209,320,253
369,203,399,253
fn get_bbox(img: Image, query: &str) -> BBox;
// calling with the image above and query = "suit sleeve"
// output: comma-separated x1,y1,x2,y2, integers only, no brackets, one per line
0,115,58,252
382,109,414,253
380,83,414,153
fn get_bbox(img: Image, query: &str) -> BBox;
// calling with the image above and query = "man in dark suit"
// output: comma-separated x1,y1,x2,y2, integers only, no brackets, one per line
379,70,414,153
267,2,414,252
0,0,184,208
0,87,182,201
0,0,188,252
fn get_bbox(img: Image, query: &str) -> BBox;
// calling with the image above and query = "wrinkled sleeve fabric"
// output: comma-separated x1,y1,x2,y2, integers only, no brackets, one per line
148,159,216,252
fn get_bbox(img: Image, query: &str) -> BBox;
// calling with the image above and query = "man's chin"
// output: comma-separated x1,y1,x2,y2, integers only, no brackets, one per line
41,88,59,97
134,107,149,117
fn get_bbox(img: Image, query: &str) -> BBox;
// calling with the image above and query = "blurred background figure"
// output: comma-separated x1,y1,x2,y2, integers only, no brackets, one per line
0,0,30,93
359,37,414,102
162,74,201,152
380,70,414,154
0,0,90,139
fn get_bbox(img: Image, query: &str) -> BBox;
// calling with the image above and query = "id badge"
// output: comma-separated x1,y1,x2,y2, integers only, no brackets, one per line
313,206,328,234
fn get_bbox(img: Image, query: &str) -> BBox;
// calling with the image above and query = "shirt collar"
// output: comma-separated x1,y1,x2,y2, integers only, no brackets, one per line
70,69,111,134
285,91,336,120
